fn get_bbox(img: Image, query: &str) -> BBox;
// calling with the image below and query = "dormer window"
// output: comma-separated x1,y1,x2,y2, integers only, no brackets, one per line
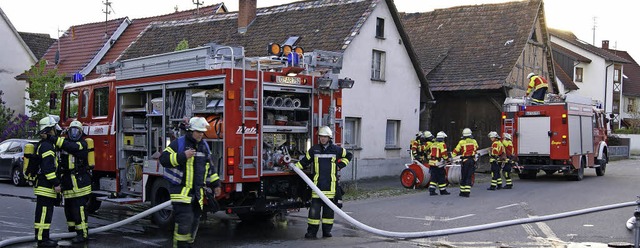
376,17,385,38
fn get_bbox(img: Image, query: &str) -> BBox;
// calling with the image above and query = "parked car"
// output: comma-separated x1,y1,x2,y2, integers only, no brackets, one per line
0,139,38,186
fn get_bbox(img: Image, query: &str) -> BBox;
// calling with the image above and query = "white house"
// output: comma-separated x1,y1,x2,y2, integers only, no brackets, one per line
0,7,37,116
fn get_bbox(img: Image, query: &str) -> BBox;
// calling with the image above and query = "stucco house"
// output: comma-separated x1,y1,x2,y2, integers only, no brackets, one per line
401,0,555,148
549,29,630,128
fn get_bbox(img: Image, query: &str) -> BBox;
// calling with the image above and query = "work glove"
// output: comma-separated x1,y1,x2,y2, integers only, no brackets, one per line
204,187,220,213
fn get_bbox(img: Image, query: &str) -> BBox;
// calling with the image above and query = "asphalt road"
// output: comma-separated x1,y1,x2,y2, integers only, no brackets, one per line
0,158,638,247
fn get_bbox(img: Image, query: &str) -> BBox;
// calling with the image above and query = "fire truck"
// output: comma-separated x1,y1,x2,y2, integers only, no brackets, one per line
501,94,609,181
59,43,352,227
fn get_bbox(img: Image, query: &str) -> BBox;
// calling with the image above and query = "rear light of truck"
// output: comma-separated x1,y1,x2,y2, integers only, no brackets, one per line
562,113,567,124
227,147,235,175
562,135,567,144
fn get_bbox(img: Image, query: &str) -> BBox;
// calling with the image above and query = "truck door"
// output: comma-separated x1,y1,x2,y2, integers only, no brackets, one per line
518,116,550,155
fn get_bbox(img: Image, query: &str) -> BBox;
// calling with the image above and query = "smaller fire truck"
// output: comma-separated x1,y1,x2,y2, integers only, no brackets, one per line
59,42,352,227
501,94,609,181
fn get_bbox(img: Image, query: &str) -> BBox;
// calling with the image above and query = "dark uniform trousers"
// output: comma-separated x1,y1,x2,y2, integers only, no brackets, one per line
173,196,203,248
490,158,503,188
459,157,475,193
35,194,58,242
308,198,335,235
502,158,513,187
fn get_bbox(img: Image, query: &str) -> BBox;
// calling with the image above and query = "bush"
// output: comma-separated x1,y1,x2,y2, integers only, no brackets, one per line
613,128,640,134
0,114,37,141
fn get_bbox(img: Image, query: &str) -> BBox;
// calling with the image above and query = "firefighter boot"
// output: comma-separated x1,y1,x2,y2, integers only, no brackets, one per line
71,234,87,244
37,240,58,247
176,241,192,248
496,185,503,190
504,184,513,189
487,186,496,190
429,189,438,196
305,224,319,239
440,189,450,195
322,224,333,238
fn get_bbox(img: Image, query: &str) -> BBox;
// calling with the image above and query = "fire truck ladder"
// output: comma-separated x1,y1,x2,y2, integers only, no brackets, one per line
239,57,262,179
503,117,515,138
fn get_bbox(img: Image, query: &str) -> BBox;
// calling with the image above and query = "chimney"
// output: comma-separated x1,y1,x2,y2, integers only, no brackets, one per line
602,40,609,49
238,0,257,34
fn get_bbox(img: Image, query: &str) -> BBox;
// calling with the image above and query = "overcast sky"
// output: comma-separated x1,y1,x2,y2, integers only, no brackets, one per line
1,0,638,59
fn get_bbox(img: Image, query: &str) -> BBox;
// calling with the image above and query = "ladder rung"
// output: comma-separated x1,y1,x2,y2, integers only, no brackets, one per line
243,156,258,160
244,78,259,82
245,98,259,102
243,117,259,121
242,136,258,140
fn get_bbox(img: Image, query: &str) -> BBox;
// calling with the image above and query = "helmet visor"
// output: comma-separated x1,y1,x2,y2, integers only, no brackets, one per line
68,127,82,141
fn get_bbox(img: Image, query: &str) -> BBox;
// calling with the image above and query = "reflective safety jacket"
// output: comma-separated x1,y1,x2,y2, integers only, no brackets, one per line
428,141,448,166
34,139,60,199
159,135,219,208
502,139,514,159
526,75,548,95
490,140,505,163
452,138,478,159
296,142,353,199
56,137,91,199
410,139,425,160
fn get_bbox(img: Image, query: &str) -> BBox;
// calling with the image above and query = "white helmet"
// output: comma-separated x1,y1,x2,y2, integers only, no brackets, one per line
68,120,84,141
527,72,536,79
38,115,60,133
415,131,424,138
488,131,500,139
318,126,333,138
462,128,472,137
436,131,447,139
423,131,433,139
188,117,210,132
503,133,512,140
70,120,83,128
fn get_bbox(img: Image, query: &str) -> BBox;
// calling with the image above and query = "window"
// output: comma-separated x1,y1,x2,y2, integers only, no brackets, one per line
614,68,621,83
371,50,386,81
385,120,399,148
93,87,109,117
81,90,89,117
65,90,79,119
375,17,385,38
0,141,11,153
6,142,22,153
628,98,635,113
344,117,361,148
575,67,583,82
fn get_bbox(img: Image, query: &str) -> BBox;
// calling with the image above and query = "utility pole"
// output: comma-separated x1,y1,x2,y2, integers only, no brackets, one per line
592,16,597,46
193,0,204,15
102,0,115,38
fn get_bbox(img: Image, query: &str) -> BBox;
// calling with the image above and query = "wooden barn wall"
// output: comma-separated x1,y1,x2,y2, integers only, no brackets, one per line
430,90,505,149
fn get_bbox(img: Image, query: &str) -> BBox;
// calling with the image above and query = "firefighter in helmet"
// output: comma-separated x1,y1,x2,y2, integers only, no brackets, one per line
487,131,505,190
55,120,93,243
32,116,63,247
526,72,548,105
421,131,435,159
427,131,450,196
295,126,353,239
409,131,425,162
501,133,514,189
159,117,221,248
451,128,478,197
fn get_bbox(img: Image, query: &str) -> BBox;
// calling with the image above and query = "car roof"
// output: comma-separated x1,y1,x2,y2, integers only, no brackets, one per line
2,139,39,144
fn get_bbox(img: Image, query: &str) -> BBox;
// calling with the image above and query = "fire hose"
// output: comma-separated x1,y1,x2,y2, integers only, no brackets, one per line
288,163,639,241
0,200,172,247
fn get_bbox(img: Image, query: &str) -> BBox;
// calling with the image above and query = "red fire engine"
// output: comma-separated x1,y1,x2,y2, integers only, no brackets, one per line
501,95,609,181
59,43,352,227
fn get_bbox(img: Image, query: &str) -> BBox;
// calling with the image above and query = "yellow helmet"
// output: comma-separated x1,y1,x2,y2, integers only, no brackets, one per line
68,120,84,141
188,117,210,132
318,126,333,138
462,128,472,137
423,131,433,139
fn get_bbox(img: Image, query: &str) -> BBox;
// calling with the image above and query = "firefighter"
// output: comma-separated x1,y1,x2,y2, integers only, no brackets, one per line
427,131,450,196
421,131,435,158
32,116,63,247
526,72,548,105
501,133,514,189
159,117,221,248
410,131,424,161
451,128,478,197
55,120,92,243
295,126,353,239
487,131,505,190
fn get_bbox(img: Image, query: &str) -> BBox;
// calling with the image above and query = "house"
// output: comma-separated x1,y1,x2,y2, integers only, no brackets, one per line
549,29,630,128
600,44,640,129
401,0,555,148
15,3,227,116
118,0,432,179
0,7,54,116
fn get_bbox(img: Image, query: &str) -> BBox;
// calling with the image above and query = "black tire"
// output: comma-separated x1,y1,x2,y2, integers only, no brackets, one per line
150,179,173,229
544,170,555,176
11,165,27,186
85,194,102,214
569,159,585,181
596,153,607,176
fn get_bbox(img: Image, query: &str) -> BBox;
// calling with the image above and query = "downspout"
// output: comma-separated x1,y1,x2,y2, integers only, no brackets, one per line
604,62,613,115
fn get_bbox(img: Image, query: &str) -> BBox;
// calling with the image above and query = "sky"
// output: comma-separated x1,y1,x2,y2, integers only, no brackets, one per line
1,0,639,60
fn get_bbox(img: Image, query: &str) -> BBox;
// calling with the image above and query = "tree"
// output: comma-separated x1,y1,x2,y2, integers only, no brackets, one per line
24,60,65,121
0,91,35,141
175,39,189,51
0,90,16,134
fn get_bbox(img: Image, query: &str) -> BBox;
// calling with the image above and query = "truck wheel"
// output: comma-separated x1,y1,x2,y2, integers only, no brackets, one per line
238,212,276,223
400,168,417,189
544,170,555,176
595,154,607,176
151,179,173,229
85,194,102,214
569,160,585,181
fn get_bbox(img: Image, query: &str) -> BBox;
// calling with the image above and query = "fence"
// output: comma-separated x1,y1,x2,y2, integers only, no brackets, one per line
609,145,630,159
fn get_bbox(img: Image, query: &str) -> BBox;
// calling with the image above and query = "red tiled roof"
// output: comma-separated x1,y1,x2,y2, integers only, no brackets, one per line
18,32,56,60
549,28,630,64
400,0,544,92
88,3,226,79
605,49,640,97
